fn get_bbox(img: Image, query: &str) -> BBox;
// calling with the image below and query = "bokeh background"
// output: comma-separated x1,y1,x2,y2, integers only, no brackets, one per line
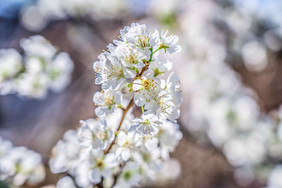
1,0,282,187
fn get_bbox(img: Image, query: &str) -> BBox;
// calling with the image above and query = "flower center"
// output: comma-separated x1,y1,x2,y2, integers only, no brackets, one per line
105,95,114,106
125,54,138,65
141,79,156,90
138,36,149,48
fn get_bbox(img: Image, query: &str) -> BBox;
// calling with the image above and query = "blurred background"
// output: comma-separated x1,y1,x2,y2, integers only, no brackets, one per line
1,0,282,187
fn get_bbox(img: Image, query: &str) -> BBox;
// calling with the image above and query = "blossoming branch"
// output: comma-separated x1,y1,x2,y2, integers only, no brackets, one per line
50,23,183,188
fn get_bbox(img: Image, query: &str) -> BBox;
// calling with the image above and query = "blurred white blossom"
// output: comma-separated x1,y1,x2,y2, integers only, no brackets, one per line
0,137,45,186
0,35,73,99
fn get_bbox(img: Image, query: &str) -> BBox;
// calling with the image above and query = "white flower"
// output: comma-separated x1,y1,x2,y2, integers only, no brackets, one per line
130,115,162,135
267,165,282,188
115,131,141,161
93,48,135,90
0,81,14,95
78,118,114,150
149,59,172,77
133,75,161,106
158,120,182,159
0,49,22,82
0,137,12,157
158,30,181,53
20,35,57,59
114,162,141,188
133,136,161,176
0,146,45,186
49,130,82,174
0,35,73,99
57,176,76,188
88,151,117,184
153,159,181,185
47,52,74,92
115,42,148,72
93,90,122,116
144,73,182,121
120,23,158,50
14,73,50,99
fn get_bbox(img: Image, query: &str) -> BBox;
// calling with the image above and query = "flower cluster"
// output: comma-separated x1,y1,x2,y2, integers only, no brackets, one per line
50,23,182,188
93,23,181,121
177,0,282,186
0,137,45,186
21,0,132,31
0,35,73,99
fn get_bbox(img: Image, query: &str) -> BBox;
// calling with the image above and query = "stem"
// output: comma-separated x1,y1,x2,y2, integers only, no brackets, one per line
98,53,152,188
103,63,149,155
104,98,134,154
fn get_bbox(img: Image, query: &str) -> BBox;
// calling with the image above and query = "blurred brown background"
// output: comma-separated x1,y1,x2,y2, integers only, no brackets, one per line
1,0,282,187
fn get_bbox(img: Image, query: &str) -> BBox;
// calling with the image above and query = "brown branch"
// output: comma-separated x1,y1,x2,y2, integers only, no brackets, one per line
95,64,150,188
103,63,149,154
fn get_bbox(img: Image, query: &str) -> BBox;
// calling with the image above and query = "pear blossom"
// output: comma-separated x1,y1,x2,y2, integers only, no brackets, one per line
133,75,161,106
144,73,182,121
20,35,57,59
14,73,50,99
56,176,76,188
158,30,181,53
267,165,282,188
0,137,45,186
49,130,82,174
130,114,162,135
47,52,74,92
0,49,23,82
158,120,183,158
93,50,134,90
50,23,182,188
149,59,172,77
114,162,141,188
115,42,148,72
115,131,141,161
93,90,122,116
78,118,114,150
119,23,158,50
87,151,117,184
0,35,74,99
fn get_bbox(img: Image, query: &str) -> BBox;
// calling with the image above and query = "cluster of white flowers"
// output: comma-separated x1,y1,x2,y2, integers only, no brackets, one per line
50,23,182,188
0,137,45,187
176,0,282,186
0,35,73,99
20,0,133,31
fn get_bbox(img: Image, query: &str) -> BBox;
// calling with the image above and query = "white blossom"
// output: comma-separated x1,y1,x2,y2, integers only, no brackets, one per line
114,162,141,188
93,90,122,116
93,49,135,90
267,165,282,188
57,176,76,188
50,23,182,188
144,73,182,121
87,151,117,184
149,59,172,77
115,131,141,161
0,137,45,186
0,49,22,82
130,114,161,135
49,130,82,174
20,35,57,59
133,75,161,106
0,35,74,99
78,118,114,150
158,30,181,53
